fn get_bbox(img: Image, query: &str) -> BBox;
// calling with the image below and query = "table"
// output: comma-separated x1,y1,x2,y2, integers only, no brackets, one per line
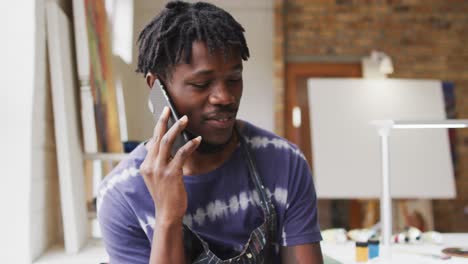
322,233,468,264
35,234,467,264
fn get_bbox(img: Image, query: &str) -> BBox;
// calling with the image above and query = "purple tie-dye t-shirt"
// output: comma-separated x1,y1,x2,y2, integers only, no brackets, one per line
97,121,322,264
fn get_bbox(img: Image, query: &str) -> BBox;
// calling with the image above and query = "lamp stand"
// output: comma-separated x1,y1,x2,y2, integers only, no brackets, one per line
377,125,392,260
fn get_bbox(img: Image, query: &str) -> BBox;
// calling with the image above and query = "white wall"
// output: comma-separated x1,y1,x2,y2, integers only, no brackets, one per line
118,0,274,141
2,0,35,262
1,0,64,262
113,0,165,141
216,0,274,132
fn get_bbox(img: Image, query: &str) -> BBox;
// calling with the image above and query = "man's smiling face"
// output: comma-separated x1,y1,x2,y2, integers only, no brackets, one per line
164,41,243,148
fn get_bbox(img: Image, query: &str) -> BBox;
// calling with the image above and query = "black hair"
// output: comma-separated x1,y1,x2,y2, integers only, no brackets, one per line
136,1,250,80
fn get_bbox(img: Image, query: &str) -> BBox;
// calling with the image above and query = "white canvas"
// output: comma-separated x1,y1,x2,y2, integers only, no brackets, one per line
46,2,88,253
72,0,99,153
307,78,456,199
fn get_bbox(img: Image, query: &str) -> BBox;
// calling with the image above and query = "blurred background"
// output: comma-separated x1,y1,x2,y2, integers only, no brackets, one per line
3,0,468,263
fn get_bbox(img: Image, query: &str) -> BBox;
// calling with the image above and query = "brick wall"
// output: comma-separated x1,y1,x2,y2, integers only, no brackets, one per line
274,0,286,136
275,0,468,232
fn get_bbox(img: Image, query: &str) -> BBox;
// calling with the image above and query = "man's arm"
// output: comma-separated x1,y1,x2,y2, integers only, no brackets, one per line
281,243,324,264
279,144,323,264
150,219,185,264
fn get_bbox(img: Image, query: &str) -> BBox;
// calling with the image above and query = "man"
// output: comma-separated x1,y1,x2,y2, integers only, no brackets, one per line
98,1,323,263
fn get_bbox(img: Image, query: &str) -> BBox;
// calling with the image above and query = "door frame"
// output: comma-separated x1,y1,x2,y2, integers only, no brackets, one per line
285,62,362,145
284,62,362,229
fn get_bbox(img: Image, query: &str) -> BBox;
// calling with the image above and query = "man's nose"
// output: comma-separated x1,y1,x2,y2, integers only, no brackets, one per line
208,81,235,105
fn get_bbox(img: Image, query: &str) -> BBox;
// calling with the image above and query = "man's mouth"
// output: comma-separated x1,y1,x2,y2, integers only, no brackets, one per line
204,112,236,128
209,114,234,122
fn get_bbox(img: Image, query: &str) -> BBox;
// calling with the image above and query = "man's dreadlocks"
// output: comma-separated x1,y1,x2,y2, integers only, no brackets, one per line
136,1,250,80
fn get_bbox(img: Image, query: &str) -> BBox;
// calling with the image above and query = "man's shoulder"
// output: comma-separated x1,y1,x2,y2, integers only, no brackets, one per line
241,120,290,144
97,143,147,210
241,121,305,160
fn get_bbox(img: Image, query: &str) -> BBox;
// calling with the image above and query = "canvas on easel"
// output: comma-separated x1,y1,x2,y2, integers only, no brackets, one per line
307,79,455,233
307,78,455,200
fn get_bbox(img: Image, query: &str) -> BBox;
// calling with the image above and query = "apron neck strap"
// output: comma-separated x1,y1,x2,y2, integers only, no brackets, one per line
236,125,274,224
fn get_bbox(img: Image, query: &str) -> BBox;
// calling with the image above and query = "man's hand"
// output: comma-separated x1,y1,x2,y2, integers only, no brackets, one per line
140,106,201,223
140,106,201,264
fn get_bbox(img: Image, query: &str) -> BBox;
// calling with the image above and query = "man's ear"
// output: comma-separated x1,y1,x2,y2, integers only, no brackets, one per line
146,72,157,89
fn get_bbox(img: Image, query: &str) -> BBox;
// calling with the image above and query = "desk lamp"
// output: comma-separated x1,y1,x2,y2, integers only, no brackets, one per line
370,119,468,260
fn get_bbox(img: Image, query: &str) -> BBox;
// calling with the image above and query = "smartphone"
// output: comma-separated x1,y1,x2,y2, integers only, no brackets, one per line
148,79,190,157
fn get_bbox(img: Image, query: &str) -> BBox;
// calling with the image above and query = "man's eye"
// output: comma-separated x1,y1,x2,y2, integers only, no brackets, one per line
191,82,210,89
228,78,241,83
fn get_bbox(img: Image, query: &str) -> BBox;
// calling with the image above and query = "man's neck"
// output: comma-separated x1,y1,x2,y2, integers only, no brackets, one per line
182,121,243,176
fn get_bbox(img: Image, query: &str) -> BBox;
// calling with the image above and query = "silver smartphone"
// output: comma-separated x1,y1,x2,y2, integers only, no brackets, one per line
148,79,190,157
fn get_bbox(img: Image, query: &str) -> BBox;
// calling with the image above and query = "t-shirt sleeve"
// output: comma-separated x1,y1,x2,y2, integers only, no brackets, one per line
281,151,322,246
98,188,151,264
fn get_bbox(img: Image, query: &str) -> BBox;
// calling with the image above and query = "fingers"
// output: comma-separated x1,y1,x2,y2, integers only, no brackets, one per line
158,115,189,162
146,106,197,169
170,136,202,170
147,106,170,157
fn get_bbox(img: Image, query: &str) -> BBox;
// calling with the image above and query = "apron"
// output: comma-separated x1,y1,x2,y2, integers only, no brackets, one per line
183,129,277,264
